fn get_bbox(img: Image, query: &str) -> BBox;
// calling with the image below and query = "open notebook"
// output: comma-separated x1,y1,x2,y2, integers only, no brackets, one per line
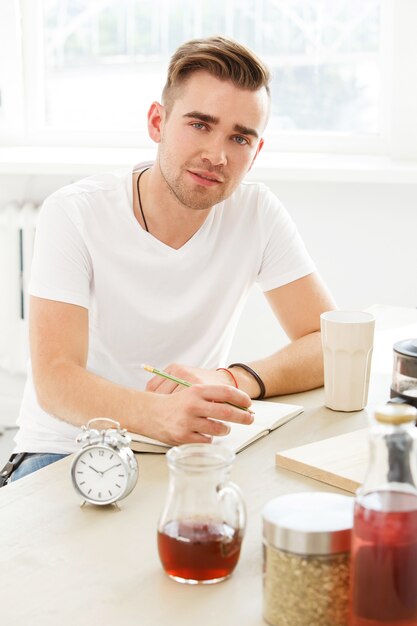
128,400,303,454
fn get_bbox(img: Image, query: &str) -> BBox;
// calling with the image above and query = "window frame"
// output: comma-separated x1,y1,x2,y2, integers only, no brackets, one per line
0,0,25,145
1,0,416,160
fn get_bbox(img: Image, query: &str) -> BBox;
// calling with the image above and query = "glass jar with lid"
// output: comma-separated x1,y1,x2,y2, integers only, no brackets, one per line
262,492,353,626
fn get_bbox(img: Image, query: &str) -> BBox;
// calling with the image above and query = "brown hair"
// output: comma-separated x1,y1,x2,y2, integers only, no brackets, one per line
162,36,270,108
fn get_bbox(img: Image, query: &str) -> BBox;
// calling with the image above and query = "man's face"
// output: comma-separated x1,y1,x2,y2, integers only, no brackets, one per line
149,71,269,211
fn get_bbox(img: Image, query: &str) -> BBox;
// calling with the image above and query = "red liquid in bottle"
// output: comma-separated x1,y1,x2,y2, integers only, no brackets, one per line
157,519,243,582
350,491,417,626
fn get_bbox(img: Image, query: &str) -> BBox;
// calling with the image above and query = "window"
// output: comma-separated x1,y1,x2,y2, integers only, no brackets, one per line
1,0,416,158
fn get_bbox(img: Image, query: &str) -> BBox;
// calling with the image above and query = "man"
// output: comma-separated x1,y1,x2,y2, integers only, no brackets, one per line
5,36,335,482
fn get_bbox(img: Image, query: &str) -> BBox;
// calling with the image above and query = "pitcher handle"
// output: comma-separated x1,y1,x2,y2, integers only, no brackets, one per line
217,481,247,533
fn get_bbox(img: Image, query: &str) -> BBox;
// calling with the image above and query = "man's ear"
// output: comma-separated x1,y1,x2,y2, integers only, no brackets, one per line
248,138,264,172
147,101,165,143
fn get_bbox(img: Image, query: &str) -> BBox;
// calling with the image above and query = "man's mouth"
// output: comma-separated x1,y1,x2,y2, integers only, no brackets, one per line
188,170,223,187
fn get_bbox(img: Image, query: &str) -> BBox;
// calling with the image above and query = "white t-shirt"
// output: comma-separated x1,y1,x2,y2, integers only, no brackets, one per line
14,165,315,454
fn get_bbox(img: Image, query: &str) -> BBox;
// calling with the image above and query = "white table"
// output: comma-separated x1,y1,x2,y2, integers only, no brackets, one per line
1,305,416,626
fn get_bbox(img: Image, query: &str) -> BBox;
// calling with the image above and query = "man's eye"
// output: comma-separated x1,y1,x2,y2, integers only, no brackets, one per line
191,122,206,130
233,136,248,145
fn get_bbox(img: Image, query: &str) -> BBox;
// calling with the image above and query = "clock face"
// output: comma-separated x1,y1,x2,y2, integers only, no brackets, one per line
73,446,128,503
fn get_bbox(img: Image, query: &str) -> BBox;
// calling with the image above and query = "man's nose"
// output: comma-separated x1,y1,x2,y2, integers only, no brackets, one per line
200,137,227,167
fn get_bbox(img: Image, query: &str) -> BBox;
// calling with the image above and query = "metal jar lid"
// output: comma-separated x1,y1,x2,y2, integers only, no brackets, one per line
394,338,417,359
262,492,354,555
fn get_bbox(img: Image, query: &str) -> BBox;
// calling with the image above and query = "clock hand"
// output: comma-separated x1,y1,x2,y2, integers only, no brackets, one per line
88,465,102,475
102,464,122,474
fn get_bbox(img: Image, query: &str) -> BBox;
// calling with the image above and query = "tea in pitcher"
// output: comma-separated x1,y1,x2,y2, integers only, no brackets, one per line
158,518,243,583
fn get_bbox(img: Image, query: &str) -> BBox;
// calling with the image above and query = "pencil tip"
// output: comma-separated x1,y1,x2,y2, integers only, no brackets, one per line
141,363,153,372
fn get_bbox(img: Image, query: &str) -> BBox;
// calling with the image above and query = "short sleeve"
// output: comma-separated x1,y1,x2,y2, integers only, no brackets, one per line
256,187,316,292
29,196,92,308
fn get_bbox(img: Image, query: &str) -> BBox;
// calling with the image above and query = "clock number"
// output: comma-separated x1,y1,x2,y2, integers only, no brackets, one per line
99,450,104,457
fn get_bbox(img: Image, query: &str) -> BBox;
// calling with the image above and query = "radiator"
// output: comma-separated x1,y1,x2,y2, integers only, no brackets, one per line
0,202,39,374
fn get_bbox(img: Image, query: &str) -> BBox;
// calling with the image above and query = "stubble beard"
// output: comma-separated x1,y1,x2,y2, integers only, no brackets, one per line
158,153,230,212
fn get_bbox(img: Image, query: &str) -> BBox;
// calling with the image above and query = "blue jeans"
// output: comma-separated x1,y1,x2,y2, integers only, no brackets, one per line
10,453,69,482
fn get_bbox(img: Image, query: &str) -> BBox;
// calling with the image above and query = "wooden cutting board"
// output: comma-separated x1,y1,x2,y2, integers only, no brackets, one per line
276,428,369,493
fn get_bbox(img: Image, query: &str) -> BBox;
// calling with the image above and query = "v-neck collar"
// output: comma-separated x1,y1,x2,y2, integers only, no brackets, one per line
127,166,218,255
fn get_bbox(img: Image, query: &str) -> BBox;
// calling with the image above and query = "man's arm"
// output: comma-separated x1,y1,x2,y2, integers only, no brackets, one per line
229,272,336,397
147,273,335,398
29,296,253,445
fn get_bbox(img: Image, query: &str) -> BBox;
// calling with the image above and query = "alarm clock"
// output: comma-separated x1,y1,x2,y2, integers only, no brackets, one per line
71,418,138,506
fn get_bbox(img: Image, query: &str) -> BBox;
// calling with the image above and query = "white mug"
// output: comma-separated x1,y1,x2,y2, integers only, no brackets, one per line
321,311,375,412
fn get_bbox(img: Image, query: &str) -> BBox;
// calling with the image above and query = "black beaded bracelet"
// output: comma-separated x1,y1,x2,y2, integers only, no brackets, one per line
227,363,266,400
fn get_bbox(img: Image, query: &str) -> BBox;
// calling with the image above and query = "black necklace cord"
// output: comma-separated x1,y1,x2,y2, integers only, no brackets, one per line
136,168,150,232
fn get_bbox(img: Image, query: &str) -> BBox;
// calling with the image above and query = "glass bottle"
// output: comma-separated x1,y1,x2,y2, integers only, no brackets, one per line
157,443,246,584
349,404,417,626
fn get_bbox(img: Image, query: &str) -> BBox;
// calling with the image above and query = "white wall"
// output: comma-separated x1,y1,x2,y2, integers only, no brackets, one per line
1,172,416,422
230,180,417,360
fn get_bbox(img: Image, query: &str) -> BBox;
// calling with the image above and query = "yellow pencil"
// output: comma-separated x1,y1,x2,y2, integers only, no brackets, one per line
142,364,254,414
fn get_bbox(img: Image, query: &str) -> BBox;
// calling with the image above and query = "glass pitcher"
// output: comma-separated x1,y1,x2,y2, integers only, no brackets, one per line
157,443,246,584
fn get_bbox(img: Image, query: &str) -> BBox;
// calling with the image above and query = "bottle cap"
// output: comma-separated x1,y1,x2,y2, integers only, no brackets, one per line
374,404,417,425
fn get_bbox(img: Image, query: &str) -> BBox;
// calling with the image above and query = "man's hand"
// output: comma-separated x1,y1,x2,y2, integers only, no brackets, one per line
143,383,254,446
29,297,254,447
145,363,234,394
